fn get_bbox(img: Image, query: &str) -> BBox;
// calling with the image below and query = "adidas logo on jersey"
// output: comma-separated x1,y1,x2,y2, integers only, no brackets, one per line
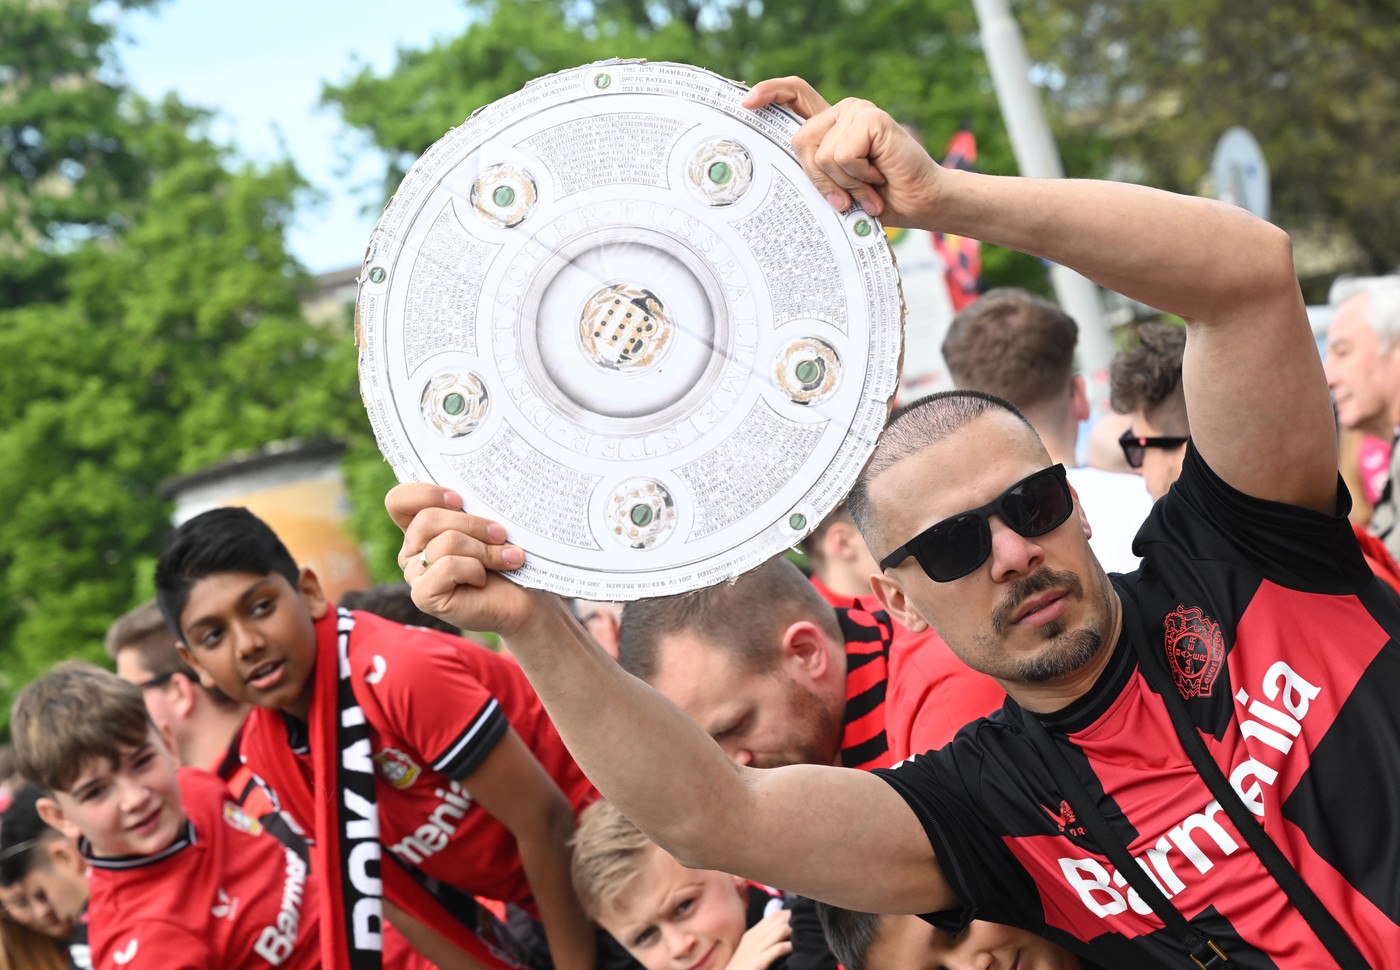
212,886,239,920
1057,659,1321,920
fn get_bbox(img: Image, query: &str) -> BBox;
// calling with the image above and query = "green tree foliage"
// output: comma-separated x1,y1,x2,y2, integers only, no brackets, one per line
1021,0,1400,284
324,0,1050,293
0,0,363,724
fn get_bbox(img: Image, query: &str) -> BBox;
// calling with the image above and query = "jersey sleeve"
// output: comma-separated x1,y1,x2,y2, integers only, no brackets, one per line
872,743,1045,933
358,623,510,780
93,920,208,970
1140,443,1370,594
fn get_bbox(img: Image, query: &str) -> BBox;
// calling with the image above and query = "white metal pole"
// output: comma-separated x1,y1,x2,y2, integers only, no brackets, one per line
971,0,1116,411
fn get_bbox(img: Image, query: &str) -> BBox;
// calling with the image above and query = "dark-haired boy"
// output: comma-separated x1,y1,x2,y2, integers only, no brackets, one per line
155,506,598,970
10,662,319,970
814,904,1080,970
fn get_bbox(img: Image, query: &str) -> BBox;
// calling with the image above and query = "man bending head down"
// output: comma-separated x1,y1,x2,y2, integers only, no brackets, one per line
847,390,1117,707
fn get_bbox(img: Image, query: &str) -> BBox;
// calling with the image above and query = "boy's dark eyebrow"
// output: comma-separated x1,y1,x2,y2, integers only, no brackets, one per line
183,577,275,633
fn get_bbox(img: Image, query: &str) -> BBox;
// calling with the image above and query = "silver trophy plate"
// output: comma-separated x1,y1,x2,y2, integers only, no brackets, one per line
358,60,905,600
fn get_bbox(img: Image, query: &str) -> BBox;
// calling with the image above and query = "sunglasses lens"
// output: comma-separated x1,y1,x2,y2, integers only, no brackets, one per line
1003,470,1073,537
913,514,990,582
1119,438,1144,468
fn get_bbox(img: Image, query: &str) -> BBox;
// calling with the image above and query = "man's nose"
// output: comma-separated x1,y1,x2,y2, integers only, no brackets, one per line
986,517,1045,583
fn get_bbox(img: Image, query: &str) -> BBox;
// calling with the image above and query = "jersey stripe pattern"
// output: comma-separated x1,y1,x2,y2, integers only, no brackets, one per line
837,606,894,770
874,446,1400,968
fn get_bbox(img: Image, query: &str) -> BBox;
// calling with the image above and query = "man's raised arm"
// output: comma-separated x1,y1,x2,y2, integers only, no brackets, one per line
746,78,1336,512
386,484,954,916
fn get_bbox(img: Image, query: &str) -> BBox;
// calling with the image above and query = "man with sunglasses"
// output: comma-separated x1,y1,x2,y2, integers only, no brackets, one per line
941,287,1151,572
1107,322,1191,501
105,599,252,778
386,76,1396,968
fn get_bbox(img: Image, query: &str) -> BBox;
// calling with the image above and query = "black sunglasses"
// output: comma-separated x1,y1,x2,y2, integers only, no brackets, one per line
879,464,1074,582
1118,430,1189,470
134,670,178,691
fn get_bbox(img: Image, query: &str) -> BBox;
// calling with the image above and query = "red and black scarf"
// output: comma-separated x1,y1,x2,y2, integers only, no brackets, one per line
244,609,527,968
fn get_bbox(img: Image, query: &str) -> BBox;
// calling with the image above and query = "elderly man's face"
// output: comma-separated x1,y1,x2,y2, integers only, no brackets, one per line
1325,293,1400,437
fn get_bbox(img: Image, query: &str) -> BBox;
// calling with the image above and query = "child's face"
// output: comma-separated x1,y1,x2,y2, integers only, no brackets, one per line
868,915,1080,970
600,845,749,970
11,844,87,940
176,569,326,720
43,728,187,861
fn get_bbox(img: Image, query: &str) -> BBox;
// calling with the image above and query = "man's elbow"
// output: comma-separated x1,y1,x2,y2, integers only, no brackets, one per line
1254,222,1298,294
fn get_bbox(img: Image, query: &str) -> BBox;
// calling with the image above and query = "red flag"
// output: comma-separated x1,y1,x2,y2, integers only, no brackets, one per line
933,128,981,310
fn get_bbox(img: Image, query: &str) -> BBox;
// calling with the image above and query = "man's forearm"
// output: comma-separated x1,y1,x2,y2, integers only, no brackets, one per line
510,594,753,869
518,823,596,970
916,168,1294,327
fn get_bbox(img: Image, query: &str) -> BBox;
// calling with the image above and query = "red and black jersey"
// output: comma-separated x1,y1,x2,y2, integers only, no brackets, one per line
84,769,318,970
817,579,1006,766
244,610,597,911
875,445,1400,968
835,605,894,770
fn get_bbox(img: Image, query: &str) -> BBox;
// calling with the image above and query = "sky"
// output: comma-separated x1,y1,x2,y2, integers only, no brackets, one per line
116,0,475,275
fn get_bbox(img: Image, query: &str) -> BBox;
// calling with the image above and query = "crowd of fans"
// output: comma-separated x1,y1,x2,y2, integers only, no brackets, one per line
5,77,1400,970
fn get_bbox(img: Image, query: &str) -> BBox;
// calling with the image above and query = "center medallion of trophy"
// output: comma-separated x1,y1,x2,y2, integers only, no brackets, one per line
578,282,675,372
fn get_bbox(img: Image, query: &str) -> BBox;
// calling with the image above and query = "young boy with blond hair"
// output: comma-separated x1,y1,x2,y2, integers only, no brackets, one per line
10,662,320,970
572,800,834,970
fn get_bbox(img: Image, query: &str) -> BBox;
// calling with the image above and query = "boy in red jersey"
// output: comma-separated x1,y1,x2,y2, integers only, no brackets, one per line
9,662,319,970
154,506,598,970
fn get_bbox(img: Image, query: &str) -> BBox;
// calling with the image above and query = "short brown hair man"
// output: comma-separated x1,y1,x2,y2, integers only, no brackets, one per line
105,599,249,774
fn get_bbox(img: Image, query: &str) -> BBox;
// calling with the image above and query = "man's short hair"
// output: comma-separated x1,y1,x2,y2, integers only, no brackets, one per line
617,558,841,682
339,583,461,635
1329,275,1400,350
0,785,61,886
941,288,1078,408
1109,322,1189,436
104,599,240,709
11,661,153,794
846,390,1037,550
154,507,298,637
570,799,654,921
814,901,879,970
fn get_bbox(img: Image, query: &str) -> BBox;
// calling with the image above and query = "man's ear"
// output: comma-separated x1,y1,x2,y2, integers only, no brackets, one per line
870,573,929,633
828,521,860,564
36,797,82,844
45,836,84,875
1071,374,1091,424
299,567,328,620
169,670,199,720
176,642,222,692
1067,480,1093,541
780,620,833,680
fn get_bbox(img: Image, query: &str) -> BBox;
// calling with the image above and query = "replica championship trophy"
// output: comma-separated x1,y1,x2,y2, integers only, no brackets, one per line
358,60,905,600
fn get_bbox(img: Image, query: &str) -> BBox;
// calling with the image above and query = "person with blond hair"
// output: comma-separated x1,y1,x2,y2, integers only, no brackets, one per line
572,800,832,970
